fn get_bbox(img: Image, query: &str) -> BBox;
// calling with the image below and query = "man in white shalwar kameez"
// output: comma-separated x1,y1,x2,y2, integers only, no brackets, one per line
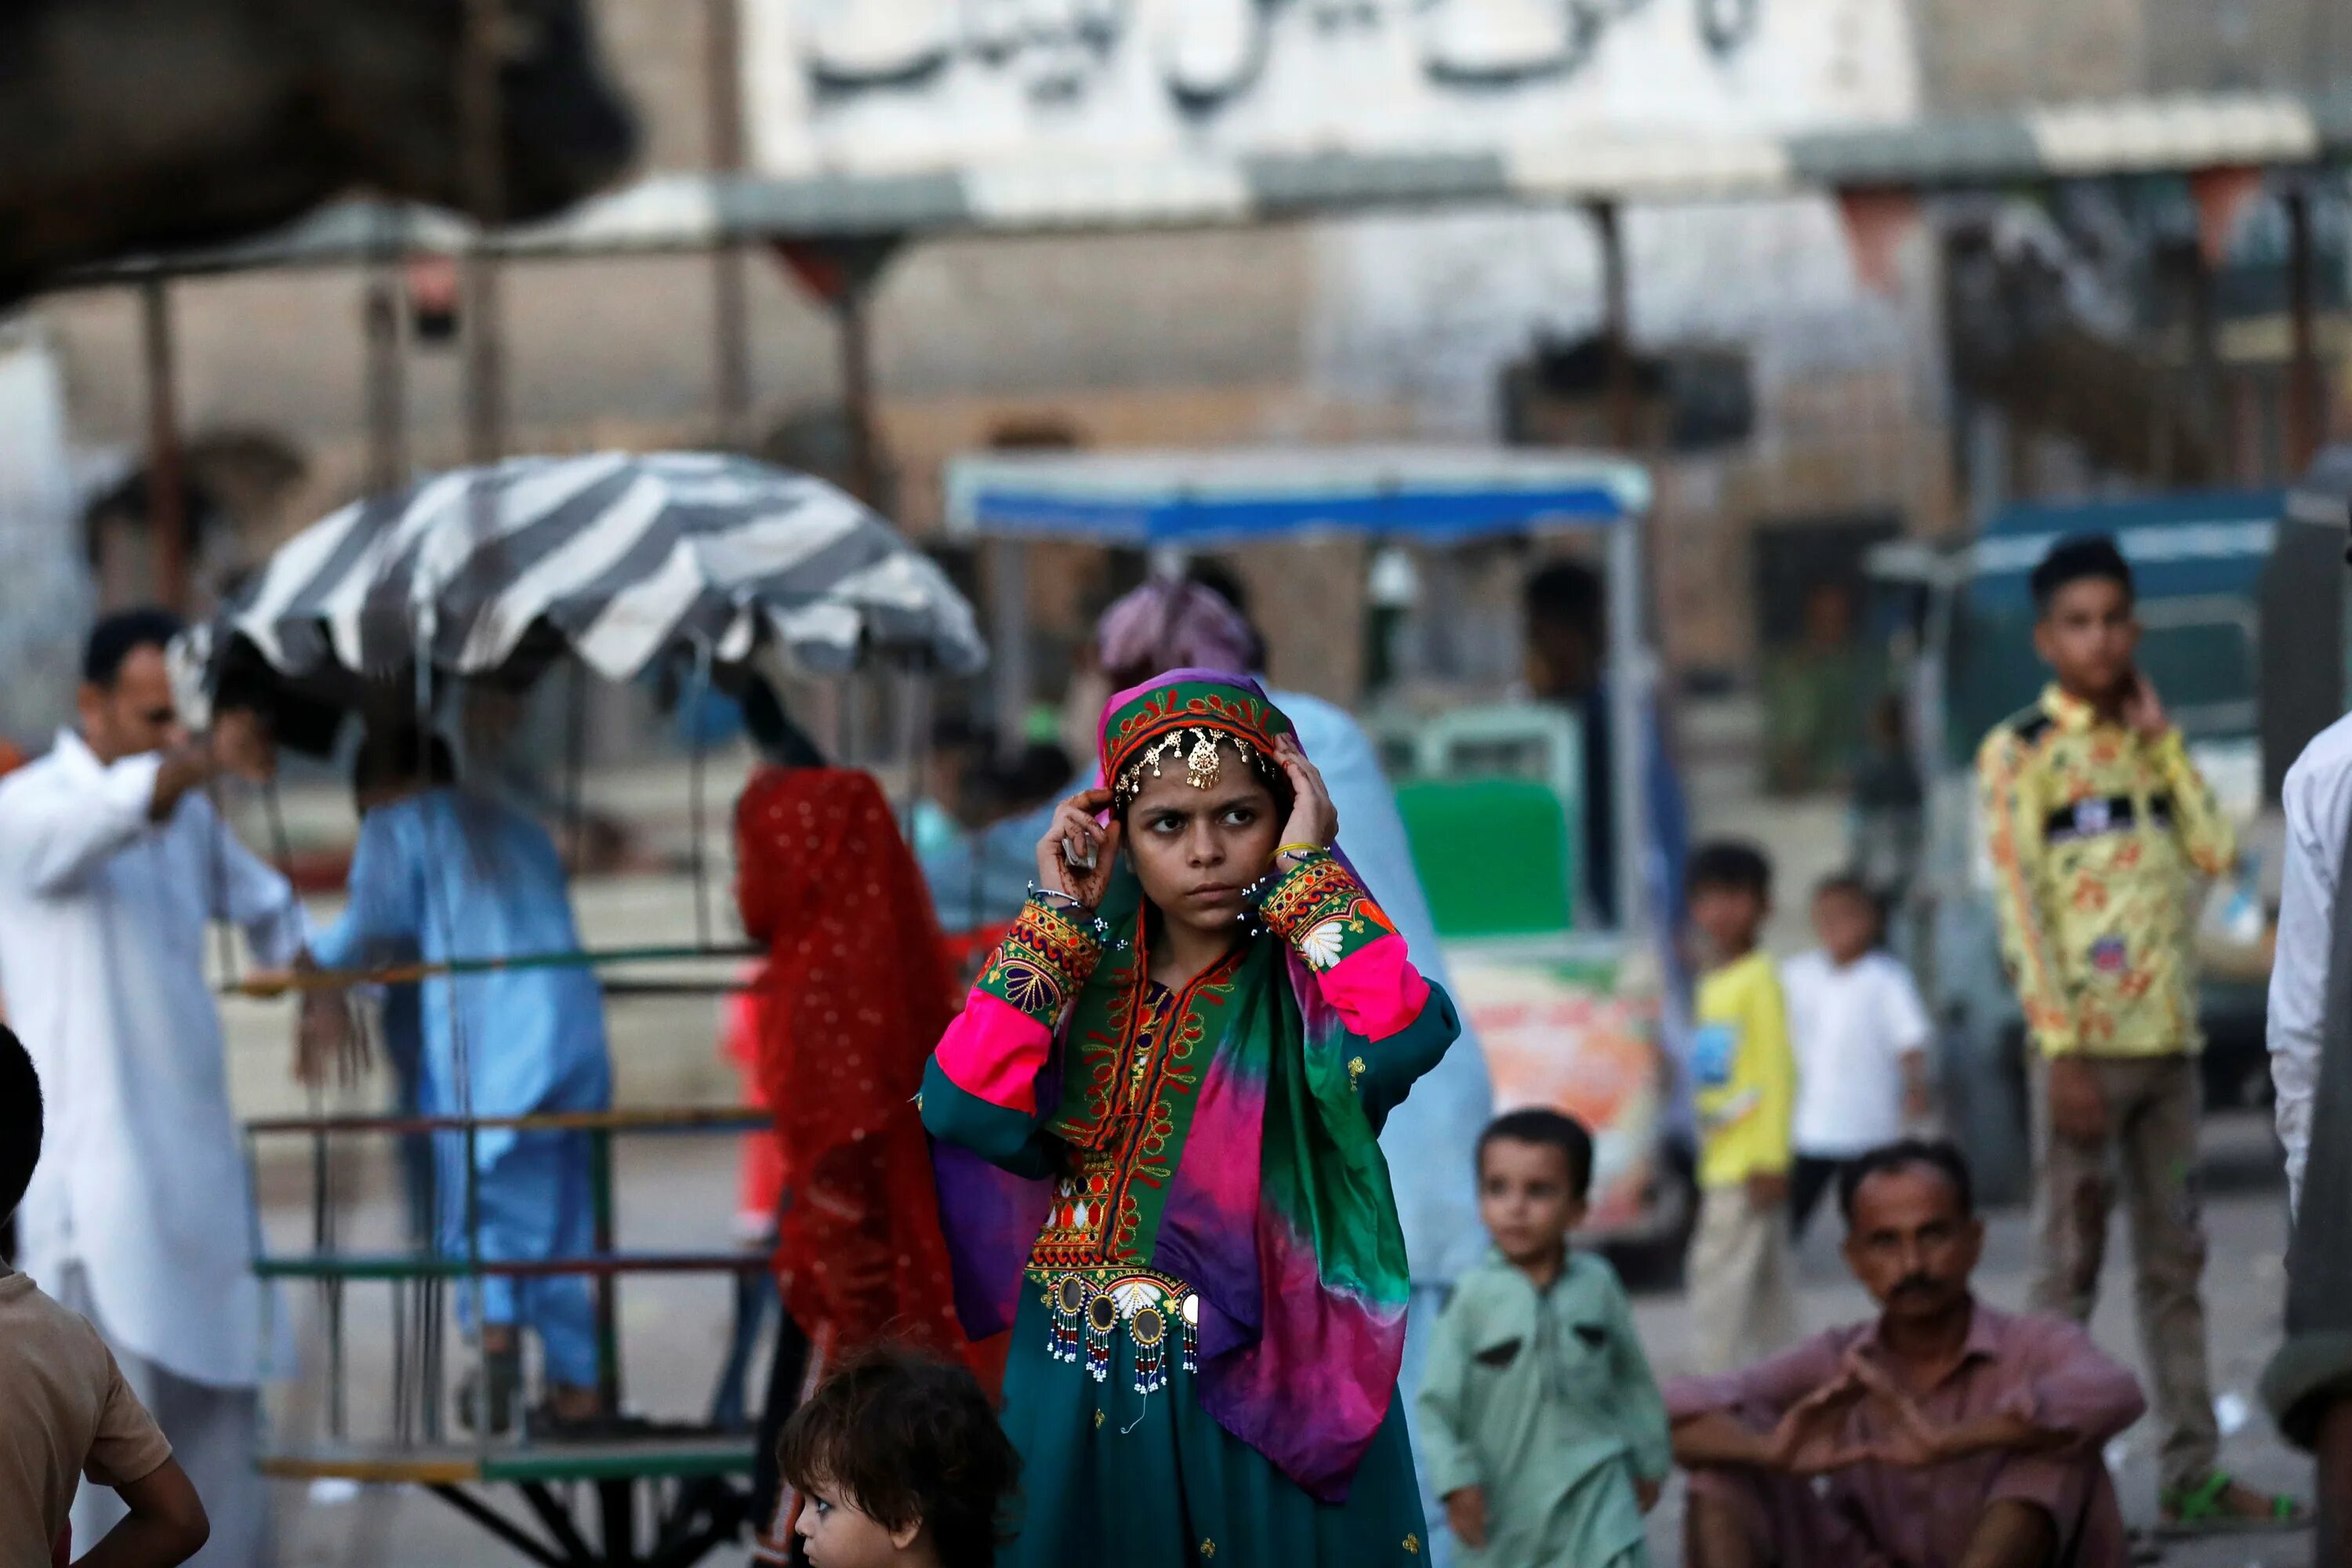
0,609,320,1568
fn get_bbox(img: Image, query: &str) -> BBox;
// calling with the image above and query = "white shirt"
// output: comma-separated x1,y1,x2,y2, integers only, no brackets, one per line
1780,949,1933,1158
2269,711,2352,1214
0,731,304,1388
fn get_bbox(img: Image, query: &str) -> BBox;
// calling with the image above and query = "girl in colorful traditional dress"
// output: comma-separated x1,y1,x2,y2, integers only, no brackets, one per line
923,670,1461,1566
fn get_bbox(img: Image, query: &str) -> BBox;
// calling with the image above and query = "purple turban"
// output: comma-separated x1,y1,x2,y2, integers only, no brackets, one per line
1095,579,1258,684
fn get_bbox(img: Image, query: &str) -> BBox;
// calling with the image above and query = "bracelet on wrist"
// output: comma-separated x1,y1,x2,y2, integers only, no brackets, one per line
1015,881,1127,953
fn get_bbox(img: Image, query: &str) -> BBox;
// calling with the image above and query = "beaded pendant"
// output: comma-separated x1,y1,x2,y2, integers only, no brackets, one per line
1051,1276,1086,1366
1043,1272,1202,1391
1085,1294,1118,1385
1131,1301,1170,1395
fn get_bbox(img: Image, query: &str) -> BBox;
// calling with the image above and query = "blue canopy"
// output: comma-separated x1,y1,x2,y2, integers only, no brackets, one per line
1963,488,2283,611
943,446,1651,545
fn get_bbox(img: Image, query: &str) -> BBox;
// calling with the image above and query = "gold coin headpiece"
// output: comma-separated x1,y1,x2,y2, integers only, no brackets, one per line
1112,727,1271,809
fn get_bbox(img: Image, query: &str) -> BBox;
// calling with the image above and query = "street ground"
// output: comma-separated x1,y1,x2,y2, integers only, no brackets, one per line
257,1112,2312,1568
224,743,2314,1566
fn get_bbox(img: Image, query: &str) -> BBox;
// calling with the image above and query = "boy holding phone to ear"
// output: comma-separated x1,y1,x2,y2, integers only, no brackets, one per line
1978,533,2299,1534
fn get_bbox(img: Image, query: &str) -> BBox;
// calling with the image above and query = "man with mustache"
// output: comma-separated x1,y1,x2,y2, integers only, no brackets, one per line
1665,1140,2145,1567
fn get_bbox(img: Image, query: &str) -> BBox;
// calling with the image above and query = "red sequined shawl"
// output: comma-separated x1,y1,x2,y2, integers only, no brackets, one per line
734,766,989,1374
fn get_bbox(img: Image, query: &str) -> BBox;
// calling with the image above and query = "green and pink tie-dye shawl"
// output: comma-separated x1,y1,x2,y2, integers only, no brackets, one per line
931,672,1441,1501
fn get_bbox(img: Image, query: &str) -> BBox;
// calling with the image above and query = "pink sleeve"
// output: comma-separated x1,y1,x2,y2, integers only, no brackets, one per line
2017,1316,2147,1443
932,991,1054,1115
1664,1331,1850,1425
1262,853,1432,1040
1314,935,1432,1042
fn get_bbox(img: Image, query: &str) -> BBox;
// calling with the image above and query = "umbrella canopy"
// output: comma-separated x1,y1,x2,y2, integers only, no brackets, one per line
191,452,984,726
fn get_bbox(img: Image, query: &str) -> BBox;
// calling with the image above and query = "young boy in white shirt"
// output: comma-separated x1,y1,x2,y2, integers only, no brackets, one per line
1780,873,1934,1240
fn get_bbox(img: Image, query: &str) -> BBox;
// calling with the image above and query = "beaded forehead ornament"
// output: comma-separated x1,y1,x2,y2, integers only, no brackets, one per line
1099,674,1294,812
1112,727,1274,809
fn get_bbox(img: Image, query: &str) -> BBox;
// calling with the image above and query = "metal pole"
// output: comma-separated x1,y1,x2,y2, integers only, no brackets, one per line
895,666,931,840
140,278,190,612
706,0,753,448
365,215,409,496
2286,184,2321,477
563,660,589,878
991,540,1030,764
835,672,861,768
1605,519,1648,936
840,285,880,505
1592,201,1637,451
459,0,508,466
775,238,898,499
590,1128,621,1417
1590,199,1670,684
2187,244,2226,479
688,642,713,950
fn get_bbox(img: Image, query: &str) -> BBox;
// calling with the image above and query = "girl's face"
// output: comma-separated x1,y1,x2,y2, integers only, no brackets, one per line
796,1483,921,1568
1122,739,1283,941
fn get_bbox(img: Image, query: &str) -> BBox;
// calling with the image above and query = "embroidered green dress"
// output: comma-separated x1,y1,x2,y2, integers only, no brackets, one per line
922,675,1461,1566
926,909,1451,1565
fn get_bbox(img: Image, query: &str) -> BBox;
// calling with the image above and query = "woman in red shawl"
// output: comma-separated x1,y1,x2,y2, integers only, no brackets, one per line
731,698,1002,1562
735,761,971,1366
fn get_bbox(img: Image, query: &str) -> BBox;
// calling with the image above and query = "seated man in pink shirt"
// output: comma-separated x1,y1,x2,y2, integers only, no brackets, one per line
1667,1140,2145,1568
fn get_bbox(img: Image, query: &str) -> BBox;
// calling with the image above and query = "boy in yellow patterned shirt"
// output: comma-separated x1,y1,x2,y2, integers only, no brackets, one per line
1977,533,2299,1534
1682,840,1797,1377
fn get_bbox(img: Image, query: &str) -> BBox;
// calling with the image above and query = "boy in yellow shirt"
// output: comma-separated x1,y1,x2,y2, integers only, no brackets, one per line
1683,841,1798,1375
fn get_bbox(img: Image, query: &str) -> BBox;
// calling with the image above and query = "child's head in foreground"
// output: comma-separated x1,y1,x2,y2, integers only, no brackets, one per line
779,1348,1019,1568
1475,1108,1595,1272
2,1024,39,1233
1686,840,1773,964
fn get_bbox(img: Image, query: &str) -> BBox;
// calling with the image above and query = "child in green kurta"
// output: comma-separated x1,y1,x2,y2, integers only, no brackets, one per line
1417,1110,1671,1568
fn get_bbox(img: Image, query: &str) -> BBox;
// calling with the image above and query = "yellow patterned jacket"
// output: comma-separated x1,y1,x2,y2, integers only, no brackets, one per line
1975,684,2235,1058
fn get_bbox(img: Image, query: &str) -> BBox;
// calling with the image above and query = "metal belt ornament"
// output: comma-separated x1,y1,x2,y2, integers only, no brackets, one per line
1044,1270,1200,1394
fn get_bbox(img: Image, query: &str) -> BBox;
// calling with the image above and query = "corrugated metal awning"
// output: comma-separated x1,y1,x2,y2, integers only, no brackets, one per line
70,86,2352,282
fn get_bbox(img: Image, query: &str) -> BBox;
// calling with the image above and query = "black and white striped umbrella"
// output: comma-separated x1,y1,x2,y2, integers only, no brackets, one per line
194,451,985,711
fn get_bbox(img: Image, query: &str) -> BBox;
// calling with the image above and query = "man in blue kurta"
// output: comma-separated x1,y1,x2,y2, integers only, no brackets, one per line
302,727,613,1429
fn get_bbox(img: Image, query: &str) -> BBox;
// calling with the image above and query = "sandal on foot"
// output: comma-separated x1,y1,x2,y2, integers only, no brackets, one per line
2157,1472,2309,1537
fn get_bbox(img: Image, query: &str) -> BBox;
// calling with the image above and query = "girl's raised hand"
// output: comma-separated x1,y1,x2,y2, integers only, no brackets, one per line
1273,735,1338,866
1033,787,1121,911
